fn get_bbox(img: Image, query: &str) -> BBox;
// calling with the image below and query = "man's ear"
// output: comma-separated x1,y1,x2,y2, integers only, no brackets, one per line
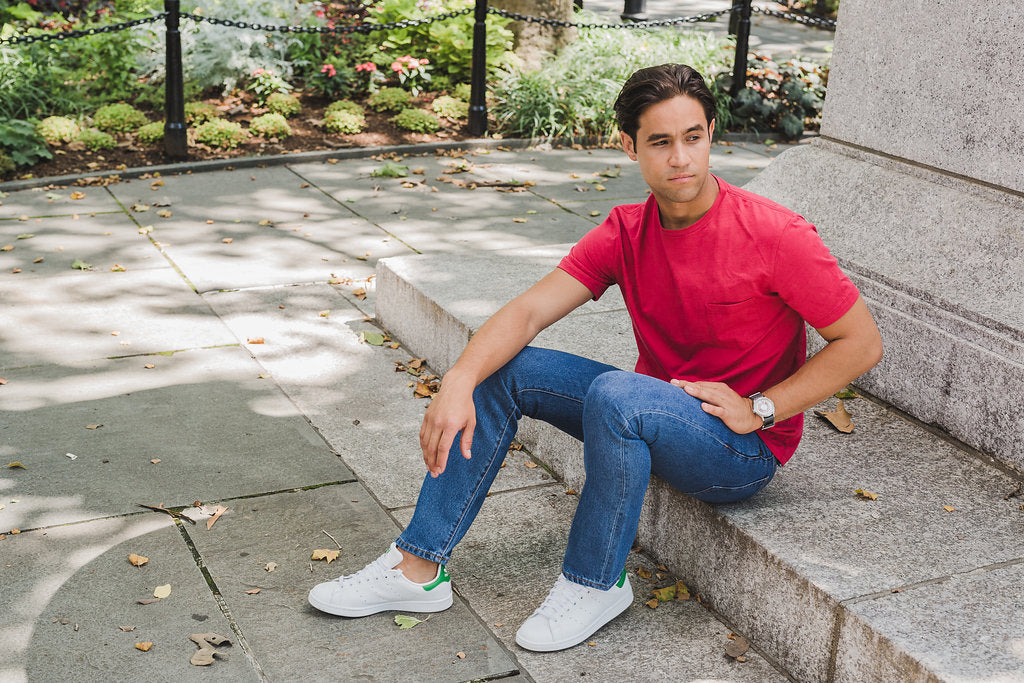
620,131,637,161
709,118,716,141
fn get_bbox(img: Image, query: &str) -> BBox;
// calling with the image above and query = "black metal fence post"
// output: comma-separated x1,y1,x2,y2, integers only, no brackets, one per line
621,0,648,22
467,0,487,137
729,0,752,97
164,0,187,158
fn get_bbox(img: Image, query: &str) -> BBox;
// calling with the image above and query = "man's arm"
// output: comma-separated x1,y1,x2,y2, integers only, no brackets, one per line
420,268,595,477
675,296,884,433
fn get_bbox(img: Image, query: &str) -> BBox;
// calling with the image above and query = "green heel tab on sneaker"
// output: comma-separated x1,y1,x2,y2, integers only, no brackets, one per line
615,568,627,588
422,565,450,591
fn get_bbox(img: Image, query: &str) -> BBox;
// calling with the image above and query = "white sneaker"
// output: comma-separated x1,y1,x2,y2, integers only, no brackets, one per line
515,570,633,651
308,543,453,617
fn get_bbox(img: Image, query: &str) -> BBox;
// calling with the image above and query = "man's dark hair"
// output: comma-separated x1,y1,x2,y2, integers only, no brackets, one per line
614,64,717,142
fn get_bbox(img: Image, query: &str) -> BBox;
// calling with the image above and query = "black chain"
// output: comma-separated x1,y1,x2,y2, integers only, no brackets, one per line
0,13,167,46
180,7,474,36
0,3,834,47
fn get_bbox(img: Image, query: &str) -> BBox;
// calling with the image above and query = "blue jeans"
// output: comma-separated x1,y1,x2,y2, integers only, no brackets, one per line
397,347,777,589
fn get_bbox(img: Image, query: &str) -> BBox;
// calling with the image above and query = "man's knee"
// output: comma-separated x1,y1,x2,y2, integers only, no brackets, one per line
584,370,644,414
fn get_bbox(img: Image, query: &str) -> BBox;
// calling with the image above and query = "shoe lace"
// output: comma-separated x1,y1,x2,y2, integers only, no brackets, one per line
332,554,392,586
533,575,590,621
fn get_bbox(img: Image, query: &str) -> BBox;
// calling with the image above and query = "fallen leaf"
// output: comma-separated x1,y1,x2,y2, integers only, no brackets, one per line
110,264,126,272
725,636,749,659
85,424,103,430
311,548,340,563
1003,483,1022,500
587,641,596,647
221,238,233,244
834,387,858,399
130,203,149,212
814,400,854,433
151,180,164,189
6,462,25,469
206,505,228,530
65,452,78,460
652,584,677,601
414,381,436,398
33,257,43,263
264,562,277,572
10,268,21,274
600,166,622,178
153,584,171,599
455,651,466,659
352,288,367,300
189,632,232,666
855,488,878,501
144,364,155,369
11,528,21,534
128,553,149,567
150,458,161,464
565,488,577,495
258,219,274,226
942,505,955,512
0,378,7,385
135,642,153,652
318,310,330,318
594,184,606,191
246,588,261,594
136,598,160,605
157,210,172,218
70,191,86,200
645,598,659,609
247,337,265,344
589,211,601,216
636,567,652,579
360,331,385,346
138,225,153,235
674,580,691,600
395,614,424,629
71,258,92,270
523,461,538,469
119,625,136,632
512,217,527,223
16,233,34,240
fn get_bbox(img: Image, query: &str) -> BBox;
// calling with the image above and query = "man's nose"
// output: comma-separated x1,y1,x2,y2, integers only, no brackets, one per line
668,141,689,166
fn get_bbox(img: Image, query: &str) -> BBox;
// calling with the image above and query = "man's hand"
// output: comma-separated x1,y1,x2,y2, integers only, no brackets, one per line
419,379,476,478
671,379,762,434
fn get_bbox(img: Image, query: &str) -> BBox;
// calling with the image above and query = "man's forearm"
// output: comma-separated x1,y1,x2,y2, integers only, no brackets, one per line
441,300,543,393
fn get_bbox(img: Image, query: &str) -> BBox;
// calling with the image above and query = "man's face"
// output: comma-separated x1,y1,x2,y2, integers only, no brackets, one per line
620,95,716,226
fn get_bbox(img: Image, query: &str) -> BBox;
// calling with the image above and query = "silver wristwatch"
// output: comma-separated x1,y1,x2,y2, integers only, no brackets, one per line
749,392,775,430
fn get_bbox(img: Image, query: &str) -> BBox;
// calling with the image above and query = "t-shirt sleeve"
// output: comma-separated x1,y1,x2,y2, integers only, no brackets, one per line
557,215,620,300
772,216,860,329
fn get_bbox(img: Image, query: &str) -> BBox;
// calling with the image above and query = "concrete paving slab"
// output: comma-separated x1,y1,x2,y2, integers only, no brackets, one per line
835,561,1024,682
0,212,168,280
0,185,123,219
186,482,520,682
394,486,786,682
0,268,236,369
203,285,552,509
375,211,595,256
0,346,353,528
0,516,255,682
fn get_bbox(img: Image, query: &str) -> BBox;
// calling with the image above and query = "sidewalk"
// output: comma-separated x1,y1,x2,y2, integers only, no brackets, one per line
0,140,792,681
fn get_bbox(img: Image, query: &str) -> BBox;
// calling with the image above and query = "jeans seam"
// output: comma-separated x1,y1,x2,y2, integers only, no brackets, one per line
395,539,447,564
624,408,767,460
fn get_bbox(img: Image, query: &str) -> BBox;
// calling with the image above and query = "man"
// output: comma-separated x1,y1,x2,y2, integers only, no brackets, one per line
308,63,883,652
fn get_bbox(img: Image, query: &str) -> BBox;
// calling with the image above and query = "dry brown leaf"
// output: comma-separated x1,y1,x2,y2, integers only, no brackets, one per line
311,549,340,564
221,237,232,243
352,288,367,300
153,584,171,599
636,567,652,579
135,642,153,652
247,337,265,344
246,588,261,595
206,505,228,530
455,652,466,659
0,378,7,386
942,505,956,512
136,598,160,605
128,553,149,567
414,381,436,398
725,636,750,659
144,364,155,369
264,562,277,572
6,462,26,469
855,489,878,501
645,598,659,609
85,424,103,430
814,400,854,433
318,310,330,318
150,459,161,464
70,191,86,200
119,625,136,632
0,245,13,252
523,461,538,469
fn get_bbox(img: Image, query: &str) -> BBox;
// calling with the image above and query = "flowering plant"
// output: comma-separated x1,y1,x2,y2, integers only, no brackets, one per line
248,67,293,106
390,55,431,96
355,61,386,92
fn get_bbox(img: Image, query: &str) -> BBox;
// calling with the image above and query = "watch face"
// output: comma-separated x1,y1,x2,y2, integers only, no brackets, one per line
753,397,773,416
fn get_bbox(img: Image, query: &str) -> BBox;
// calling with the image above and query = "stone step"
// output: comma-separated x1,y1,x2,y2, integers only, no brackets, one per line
375,249,1024,682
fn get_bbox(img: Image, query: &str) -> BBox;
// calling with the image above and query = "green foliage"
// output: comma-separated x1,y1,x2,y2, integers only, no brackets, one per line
249,112,291,139
325,100,365,117
367,0,514,84
136,121,165,145
368,87,414,113
93,103,148,132
431,95,468,120
390,108,440,133
194,118,249,149
370,161,408,177
247,67,292,105
0,118,53,167
490,18,732,140
0,150,15,176
453,82,472,101
323,110,366,135
715,55,828,139
76,128,117,151
265,92,301,117
37,116,81,144
185,101,220,125
305,60,362,99
0,41,81,119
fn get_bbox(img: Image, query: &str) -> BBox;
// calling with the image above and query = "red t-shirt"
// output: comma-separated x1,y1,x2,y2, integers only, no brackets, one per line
557,176,859,464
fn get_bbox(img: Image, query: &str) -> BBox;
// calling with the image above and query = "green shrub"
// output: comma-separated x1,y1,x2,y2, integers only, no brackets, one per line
323,110,366,135
714,55,828,139
0,150,14,176
37,116,81,144
368,87,414,112
390,108,440,133
431,95,469,120
136,121,165,145
325,100,365,117
76,128,117,151
195,118,249,149
185,101,220,125
453,82,472,101
491,19,732,140
249,112,292,139
0,118,51,168
93,103,148,133
266,92,301,117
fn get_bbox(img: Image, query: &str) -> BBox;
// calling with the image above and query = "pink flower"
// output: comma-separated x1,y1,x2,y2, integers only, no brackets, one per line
253,68,265,76
391,61,405,73
419,58,429,65
320,63,336,77
315,9,325,17
355,62,377,72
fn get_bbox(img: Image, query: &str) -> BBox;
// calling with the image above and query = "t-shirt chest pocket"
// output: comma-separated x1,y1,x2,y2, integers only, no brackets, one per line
705,298,764,349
